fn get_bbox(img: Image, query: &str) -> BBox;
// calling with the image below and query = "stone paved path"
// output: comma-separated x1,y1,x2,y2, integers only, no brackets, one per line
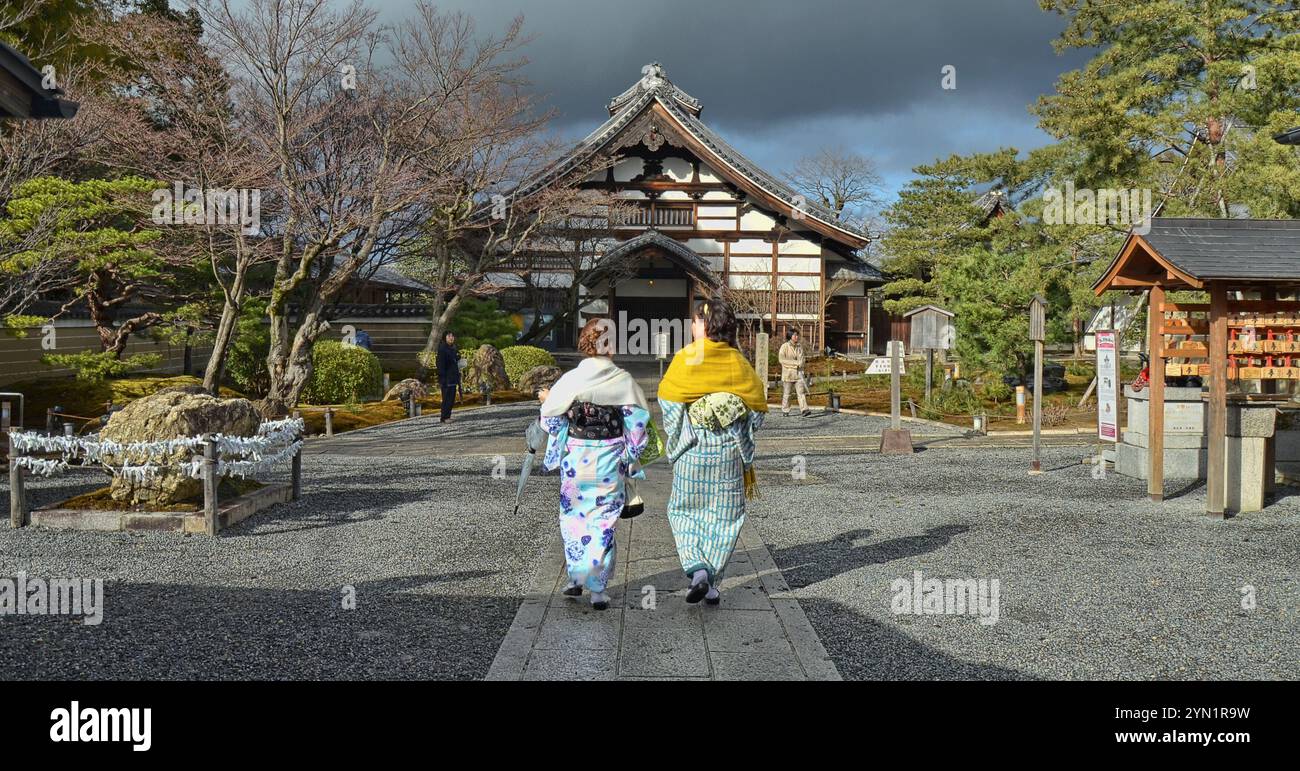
485,472,840,681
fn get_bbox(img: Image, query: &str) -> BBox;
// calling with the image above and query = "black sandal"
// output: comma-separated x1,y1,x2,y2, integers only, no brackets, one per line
704,593,720,606
685,580,710,604
562,585,582,597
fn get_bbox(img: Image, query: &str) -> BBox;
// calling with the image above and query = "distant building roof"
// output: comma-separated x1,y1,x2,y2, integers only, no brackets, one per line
828,257,885,283
1095,217,1300,292
1274,126,1300,145
0,42,79,120
903,304,953,318
972,189,1013,221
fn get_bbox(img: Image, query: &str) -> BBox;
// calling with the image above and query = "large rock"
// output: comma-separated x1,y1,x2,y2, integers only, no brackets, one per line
100,389,261,506
465,344,509,392
383,378,428,402
517,365,562,396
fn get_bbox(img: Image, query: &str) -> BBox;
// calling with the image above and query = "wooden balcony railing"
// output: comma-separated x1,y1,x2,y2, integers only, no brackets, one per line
615,204,695,228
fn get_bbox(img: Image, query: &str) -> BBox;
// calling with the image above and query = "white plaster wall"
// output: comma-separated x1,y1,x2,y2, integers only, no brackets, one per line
662,157,693,181
777,256,820,273
685,238,726,253
740,210,776,230
728,274,774,290
779,275,820,291
731,239,772,255
729,256,771,272
612,158,644,181
779,238,821,256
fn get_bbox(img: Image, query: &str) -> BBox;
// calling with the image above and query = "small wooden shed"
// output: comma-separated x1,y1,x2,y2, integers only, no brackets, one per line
904,305,955,352
1094,218,1300,516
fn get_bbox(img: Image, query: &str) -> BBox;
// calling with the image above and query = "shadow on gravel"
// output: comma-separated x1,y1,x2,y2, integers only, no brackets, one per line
799,597,1036,680
0,572,516,681
770,525,970,590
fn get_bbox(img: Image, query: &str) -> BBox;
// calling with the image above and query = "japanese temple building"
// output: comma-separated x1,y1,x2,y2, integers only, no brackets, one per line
494,63,884,354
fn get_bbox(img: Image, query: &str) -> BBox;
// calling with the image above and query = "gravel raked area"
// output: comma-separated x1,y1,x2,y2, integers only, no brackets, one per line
0,447,557,680
746,444,1300,680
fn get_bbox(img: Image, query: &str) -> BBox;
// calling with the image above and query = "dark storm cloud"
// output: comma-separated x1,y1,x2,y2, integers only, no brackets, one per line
372,0,1093,199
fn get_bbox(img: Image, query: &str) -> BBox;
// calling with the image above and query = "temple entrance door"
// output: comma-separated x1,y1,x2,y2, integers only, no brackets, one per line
614,296,690,356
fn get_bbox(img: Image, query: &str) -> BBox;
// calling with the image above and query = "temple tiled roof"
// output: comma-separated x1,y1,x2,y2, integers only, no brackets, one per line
503,63,869,247
588,229,720,287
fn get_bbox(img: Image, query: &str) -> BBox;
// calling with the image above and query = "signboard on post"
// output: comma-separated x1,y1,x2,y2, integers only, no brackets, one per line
1096,329,1119,442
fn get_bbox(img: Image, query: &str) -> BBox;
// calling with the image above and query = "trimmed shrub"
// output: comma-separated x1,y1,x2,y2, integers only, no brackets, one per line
501,345,556,387
301,340,383,405
449,297,520,352
42,351,162,381
226,298,270,396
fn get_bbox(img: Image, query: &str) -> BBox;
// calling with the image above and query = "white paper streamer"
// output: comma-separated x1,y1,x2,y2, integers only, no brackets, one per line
8,417,305,482
12,456,69,477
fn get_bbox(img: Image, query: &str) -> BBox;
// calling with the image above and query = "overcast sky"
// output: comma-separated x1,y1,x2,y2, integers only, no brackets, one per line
370,0,1094,210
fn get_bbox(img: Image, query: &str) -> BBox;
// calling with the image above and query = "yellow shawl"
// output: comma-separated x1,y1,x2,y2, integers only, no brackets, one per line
658,338,769,413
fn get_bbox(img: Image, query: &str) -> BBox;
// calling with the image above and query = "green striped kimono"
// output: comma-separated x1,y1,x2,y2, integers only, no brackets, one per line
658,396,764,584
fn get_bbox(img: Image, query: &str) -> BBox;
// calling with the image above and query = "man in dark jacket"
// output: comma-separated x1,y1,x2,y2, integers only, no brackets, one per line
436,331,460,422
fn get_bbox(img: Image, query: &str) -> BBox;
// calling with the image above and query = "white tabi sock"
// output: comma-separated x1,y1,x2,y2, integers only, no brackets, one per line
691,569,709,587
705,586,720,600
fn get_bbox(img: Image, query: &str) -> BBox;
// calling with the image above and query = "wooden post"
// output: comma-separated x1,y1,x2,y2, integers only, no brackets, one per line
890,340,902,431
203,438,219,536
46,408,55,435
291,427,302,501
8,431,25,528
383,372,391,394
1031,338,1043,473
925,348,934,402
1206,283,1228,517
324,407,334,437
1147,286,1166,500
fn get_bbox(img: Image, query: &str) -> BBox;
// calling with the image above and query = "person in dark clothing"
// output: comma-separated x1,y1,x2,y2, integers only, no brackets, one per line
436,331,460,422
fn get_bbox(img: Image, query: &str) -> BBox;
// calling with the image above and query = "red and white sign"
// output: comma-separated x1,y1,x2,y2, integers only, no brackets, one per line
1096,330,1119,442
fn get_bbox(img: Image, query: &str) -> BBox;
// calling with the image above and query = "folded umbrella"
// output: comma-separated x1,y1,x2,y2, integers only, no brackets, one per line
512,419,548,516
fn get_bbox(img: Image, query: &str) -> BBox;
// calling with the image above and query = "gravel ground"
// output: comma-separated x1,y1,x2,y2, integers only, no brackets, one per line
747,445,1300,680
0,449,557,680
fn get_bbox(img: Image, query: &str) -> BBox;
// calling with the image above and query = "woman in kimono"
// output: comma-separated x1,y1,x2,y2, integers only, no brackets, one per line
657,300,767,605
538,319,650,610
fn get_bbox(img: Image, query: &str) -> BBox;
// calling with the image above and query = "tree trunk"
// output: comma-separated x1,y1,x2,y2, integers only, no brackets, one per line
260,316,322,417
204,272,248,394
416,292,464,381
203,300,241,395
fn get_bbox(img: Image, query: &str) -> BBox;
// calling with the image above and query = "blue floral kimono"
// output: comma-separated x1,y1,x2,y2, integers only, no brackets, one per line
541,404,650,592
658,396,764,585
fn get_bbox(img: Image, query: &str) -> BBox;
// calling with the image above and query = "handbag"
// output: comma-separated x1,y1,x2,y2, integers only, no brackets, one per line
636,418,665,465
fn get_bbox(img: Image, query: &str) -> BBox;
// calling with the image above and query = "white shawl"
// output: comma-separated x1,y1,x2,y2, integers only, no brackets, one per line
539,357,649,417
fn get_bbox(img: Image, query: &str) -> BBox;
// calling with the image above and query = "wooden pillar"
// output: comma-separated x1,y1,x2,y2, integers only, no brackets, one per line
8,431,25,528
1206,283,1228,517
1032,339,1043,473
890,340,902,432
291,430,302,502
203,439,219,536
1147,286,1165,501
818,256,826,352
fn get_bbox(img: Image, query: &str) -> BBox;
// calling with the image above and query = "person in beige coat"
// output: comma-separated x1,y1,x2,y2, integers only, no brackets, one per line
778,330,810,417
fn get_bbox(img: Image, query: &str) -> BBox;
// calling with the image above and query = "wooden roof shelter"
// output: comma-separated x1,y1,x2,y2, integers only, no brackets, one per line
1094,218,1300,515
0,42,78,120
